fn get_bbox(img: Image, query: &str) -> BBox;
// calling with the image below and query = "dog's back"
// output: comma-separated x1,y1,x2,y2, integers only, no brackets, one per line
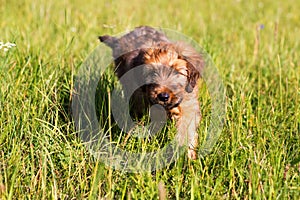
99,26,169,56
99,26,170,78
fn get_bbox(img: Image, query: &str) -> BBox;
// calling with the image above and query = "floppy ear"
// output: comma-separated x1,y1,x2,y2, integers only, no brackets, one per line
175,42,204,93
185,62,201,93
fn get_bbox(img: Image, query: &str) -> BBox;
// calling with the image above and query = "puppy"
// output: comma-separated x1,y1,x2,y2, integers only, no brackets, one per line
99,26,204,159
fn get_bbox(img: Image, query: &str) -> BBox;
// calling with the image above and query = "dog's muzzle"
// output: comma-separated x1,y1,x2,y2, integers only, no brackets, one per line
153,94,182,110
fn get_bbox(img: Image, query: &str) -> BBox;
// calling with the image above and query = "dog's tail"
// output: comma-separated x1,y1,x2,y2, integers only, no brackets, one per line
98,35,117,48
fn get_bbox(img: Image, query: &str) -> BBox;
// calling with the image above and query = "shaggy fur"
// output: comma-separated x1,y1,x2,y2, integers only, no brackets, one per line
99,26,204,159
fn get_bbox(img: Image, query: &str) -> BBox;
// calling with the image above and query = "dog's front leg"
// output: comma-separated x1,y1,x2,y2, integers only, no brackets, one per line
173,92,201,160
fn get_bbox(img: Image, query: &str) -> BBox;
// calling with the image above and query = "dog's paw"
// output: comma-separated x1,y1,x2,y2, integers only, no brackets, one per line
168,106,182,121
188,148,197,160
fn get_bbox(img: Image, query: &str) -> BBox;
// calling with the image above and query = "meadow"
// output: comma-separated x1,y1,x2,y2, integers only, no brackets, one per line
0,0,299,199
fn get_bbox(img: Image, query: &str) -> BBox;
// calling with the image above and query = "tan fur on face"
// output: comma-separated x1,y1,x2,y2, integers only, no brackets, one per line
100,26,204,160
143,43,189,77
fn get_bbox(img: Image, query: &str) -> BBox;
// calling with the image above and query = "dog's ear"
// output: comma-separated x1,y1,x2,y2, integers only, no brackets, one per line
98,35,117,48
185,62,201,92
176,42,204,93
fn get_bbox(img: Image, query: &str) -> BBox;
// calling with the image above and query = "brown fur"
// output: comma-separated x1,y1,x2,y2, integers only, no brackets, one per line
100,26,204,159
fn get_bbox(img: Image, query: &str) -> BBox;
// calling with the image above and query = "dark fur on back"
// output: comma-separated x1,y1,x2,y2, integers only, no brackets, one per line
99,26,170,78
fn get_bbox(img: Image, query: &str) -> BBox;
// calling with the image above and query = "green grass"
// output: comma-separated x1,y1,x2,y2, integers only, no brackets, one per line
1,0,299,199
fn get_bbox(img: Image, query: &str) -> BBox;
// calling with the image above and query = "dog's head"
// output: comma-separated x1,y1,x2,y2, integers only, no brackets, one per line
137,42,204,109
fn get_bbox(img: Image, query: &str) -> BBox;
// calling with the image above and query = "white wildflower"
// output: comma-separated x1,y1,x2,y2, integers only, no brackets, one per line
0,41,16,52
7,42,16,48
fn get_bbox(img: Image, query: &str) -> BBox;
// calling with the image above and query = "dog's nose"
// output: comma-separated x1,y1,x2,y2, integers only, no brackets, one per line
158,92,170,102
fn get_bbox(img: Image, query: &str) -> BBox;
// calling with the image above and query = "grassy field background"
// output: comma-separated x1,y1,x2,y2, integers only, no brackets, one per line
0,0,299,199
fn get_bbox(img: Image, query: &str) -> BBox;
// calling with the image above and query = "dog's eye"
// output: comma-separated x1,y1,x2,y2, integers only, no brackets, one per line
176,69,188,77
172,64,188,76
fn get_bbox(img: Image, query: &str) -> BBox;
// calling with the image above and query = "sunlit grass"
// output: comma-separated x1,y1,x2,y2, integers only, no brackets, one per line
0,0,299,199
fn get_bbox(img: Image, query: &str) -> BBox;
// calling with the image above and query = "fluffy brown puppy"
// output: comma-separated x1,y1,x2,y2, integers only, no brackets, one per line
99,26,204,159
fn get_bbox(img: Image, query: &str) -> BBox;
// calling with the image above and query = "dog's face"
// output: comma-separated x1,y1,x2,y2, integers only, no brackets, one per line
142,66,187,109
140,45,193,109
